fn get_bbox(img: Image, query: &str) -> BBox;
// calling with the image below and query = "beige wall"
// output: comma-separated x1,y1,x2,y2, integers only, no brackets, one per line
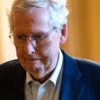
0,0,100,63
0,0,16,63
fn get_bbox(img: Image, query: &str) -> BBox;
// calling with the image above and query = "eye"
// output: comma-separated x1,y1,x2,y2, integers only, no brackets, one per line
33,34,47,41
15,34,26,40
13,34,27,43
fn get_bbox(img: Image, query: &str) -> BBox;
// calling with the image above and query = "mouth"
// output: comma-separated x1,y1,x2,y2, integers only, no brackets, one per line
25,58,41,62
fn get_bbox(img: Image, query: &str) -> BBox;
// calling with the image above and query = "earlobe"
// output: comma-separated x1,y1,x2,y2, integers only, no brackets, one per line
60,24,68,44
60,36,66,44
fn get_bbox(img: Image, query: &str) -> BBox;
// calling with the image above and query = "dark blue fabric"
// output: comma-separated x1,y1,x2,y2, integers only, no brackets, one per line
0,50,100,100
60,50,100,100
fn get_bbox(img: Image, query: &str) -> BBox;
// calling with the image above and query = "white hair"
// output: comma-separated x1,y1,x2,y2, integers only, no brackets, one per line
9,0,69,33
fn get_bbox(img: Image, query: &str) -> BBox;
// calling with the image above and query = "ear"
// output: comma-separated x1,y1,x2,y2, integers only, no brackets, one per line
60,24,68,44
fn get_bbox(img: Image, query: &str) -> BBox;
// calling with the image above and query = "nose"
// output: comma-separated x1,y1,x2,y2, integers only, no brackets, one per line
23,39,36,55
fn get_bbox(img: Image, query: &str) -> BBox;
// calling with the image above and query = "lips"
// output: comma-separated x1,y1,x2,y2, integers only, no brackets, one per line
24,57,41,62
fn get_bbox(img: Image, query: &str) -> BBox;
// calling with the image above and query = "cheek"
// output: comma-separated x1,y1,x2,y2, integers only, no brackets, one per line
15,47,29,69
40,38,60,59
15,47,23,59
49,36,60,52
43,35,60,50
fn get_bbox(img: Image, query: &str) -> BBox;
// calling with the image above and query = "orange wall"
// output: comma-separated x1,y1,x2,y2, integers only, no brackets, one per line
61,0,100,63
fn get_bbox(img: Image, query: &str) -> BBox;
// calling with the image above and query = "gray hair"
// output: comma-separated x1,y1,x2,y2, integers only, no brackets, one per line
8,0,69,33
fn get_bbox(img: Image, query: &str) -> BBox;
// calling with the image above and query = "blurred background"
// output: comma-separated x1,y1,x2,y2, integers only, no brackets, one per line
0,0,100,63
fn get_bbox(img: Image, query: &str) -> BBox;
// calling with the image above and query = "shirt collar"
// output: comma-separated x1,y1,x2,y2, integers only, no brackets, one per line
49,49,63,86
26,49,63,86
26,72,33,84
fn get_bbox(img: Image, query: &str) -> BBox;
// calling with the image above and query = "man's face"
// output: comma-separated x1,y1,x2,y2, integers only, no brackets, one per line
13,8,62,82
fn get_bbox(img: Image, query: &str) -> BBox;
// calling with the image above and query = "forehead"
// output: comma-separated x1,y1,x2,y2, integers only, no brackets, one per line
13,8,52,33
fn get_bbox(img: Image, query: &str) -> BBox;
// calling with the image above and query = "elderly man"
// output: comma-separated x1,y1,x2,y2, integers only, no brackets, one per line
0,0,100,100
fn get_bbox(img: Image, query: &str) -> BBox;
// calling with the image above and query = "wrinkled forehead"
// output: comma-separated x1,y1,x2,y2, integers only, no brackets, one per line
13,7,51,21
12,7,53,33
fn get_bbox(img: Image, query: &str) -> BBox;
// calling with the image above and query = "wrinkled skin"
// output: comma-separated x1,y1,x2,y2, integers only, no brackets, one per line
13,8,67,82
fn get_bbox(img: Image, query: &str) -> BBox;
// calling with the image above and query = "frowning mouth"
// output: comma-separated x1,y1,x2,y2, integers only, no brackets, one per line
25,58,41,62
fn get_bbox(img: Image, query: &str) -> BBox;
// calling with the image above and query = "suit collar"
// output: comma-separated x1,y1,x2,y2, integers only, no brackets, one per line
61,50,81,80
59,50,82,100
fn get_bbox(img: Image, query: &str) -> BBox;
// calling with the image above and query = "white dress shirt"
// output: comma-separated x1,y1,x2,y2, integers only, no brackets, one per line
25,50,63,100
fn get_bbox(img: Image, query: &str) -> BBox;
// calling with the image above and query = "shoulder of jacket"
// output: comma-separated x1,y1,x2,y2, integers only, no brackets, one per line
74,58,100,79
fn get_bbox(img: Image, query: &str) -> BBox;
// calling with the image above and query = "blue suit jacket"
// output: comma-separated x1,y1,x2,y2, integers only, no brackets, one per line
0,50,100,100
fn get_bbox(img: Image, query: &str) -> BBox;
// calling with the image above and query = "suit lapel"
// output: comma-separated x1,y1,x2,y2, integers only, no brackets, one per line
59,51,83,100
12,62,26,100
18,66,26,100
